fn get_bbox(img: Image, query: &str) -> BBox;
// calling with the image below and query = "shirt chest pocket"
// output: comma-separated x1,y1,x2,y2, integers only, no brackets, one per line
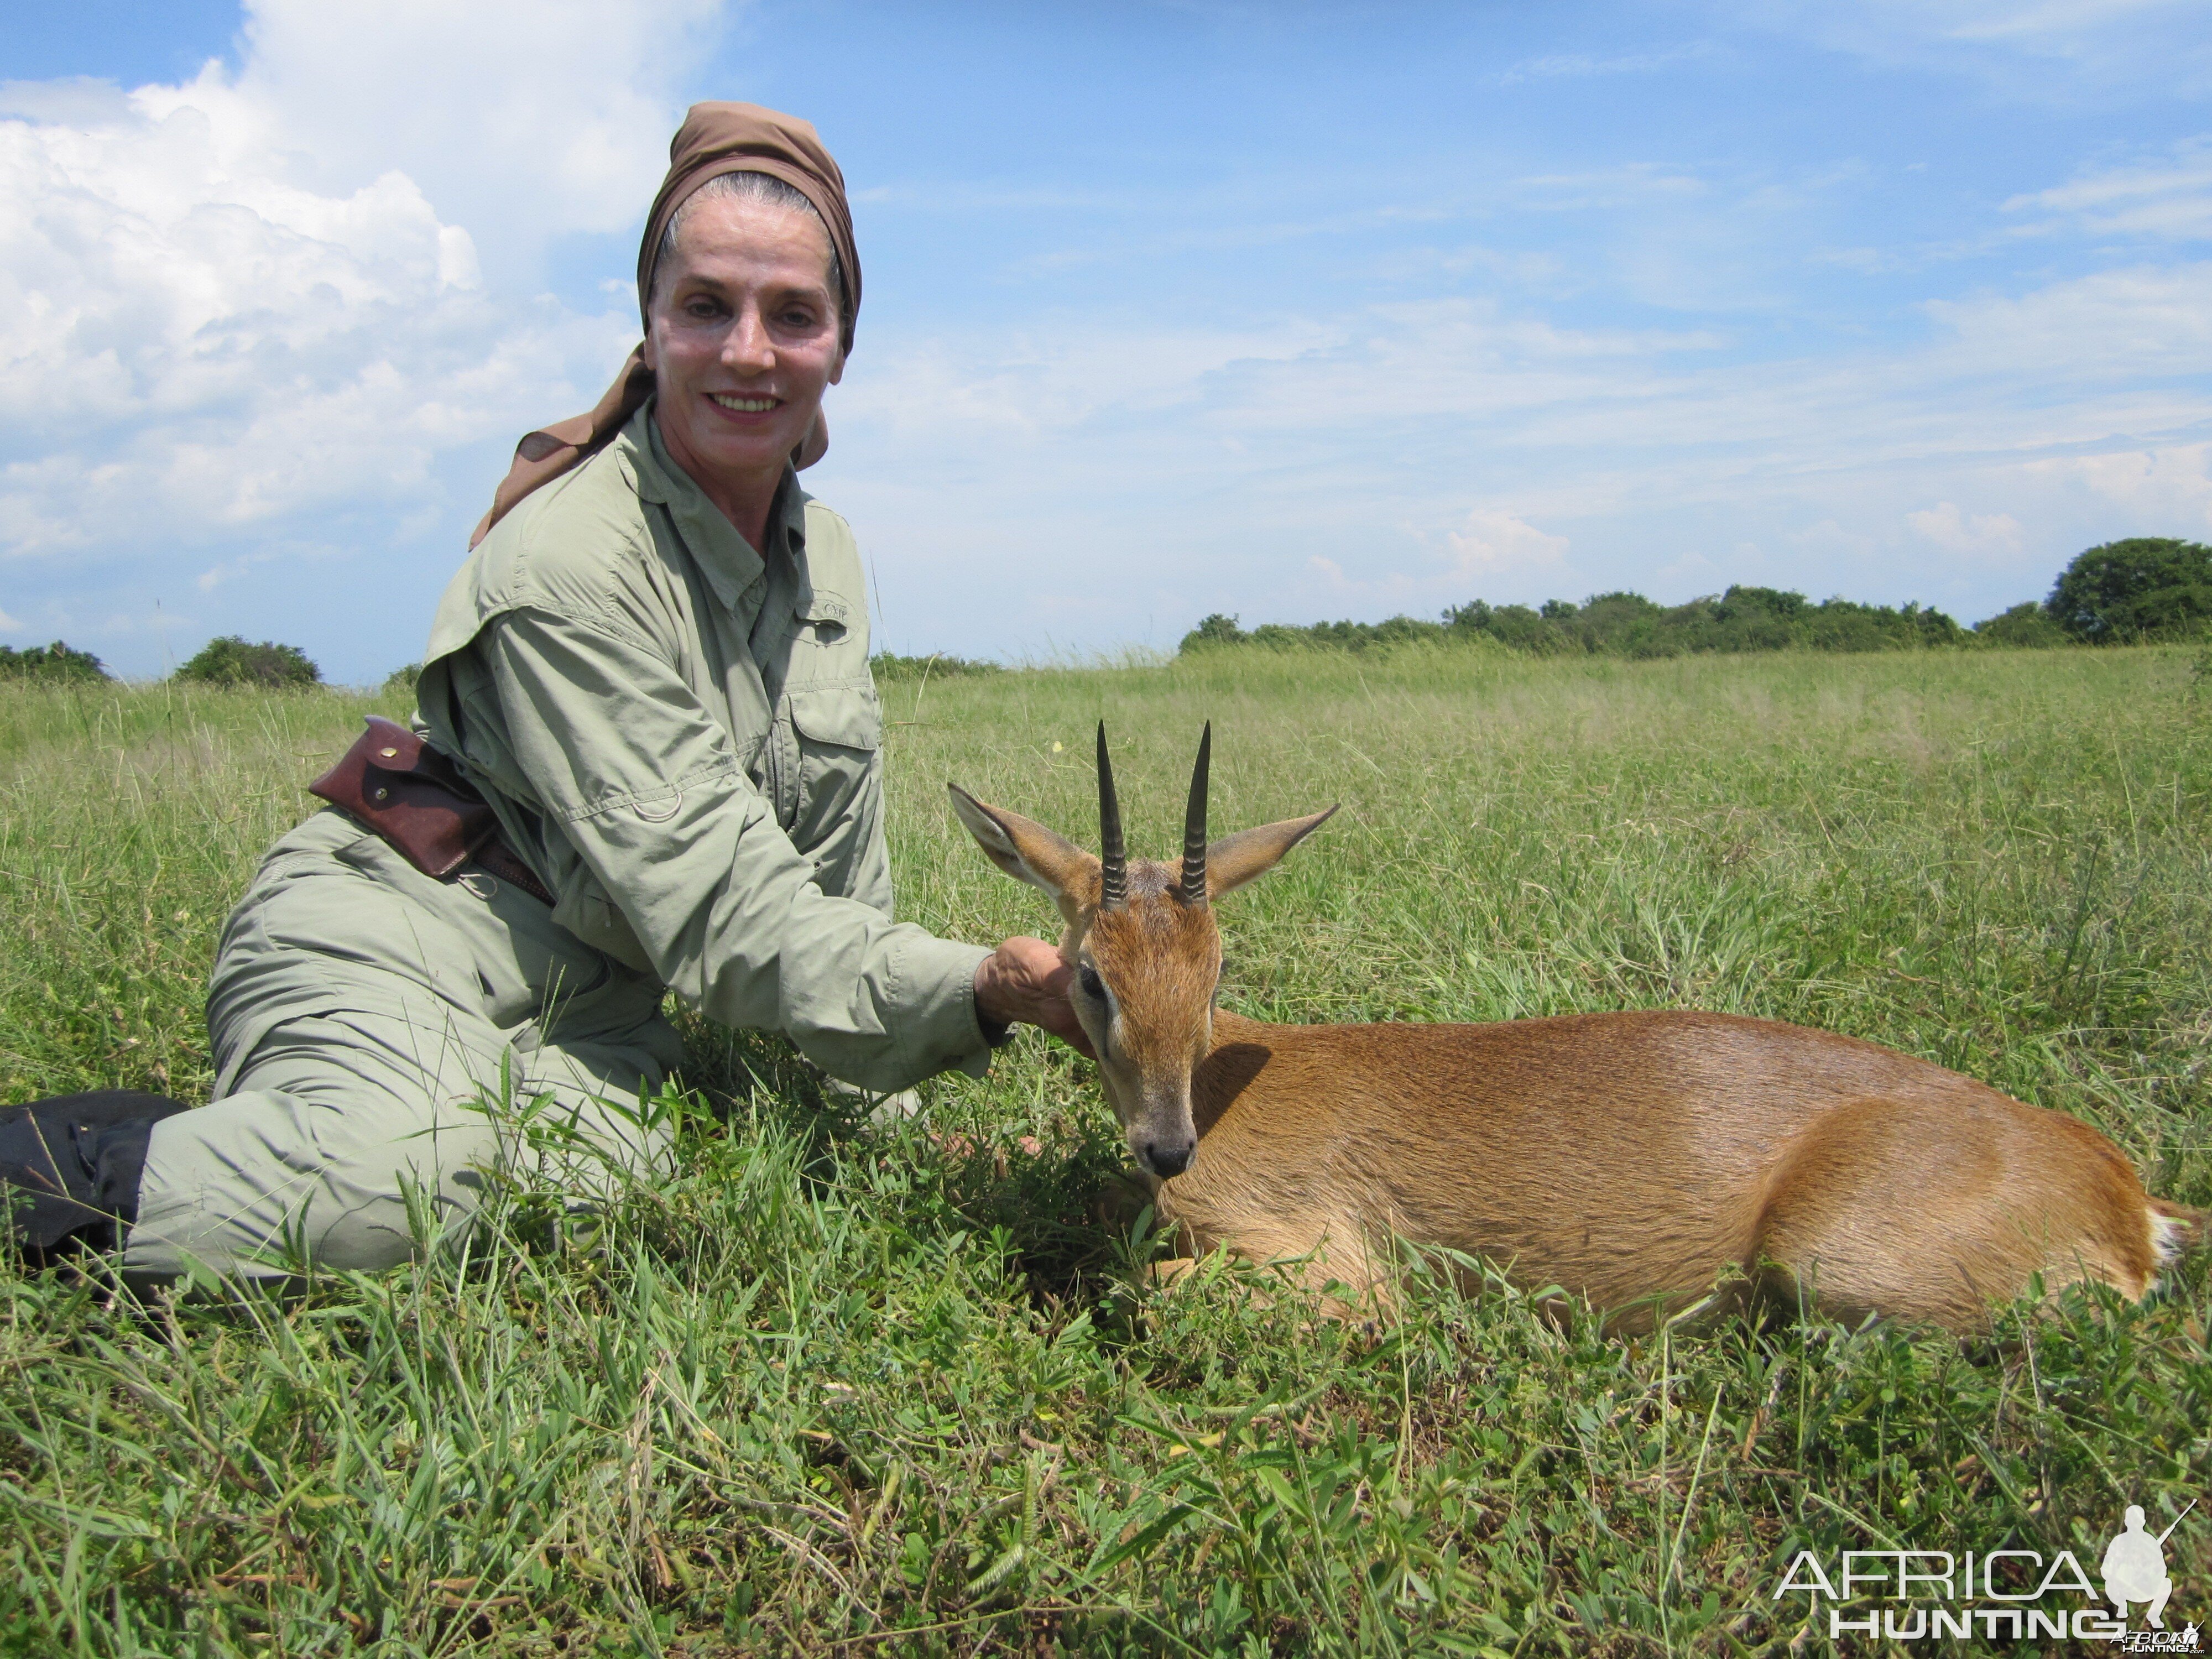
784,681,884,851
786,586,863,659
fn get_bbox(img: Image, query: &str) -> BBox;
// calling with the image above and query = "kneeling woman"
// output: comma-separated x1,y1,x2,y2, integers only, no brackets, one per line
2,104,1082,1276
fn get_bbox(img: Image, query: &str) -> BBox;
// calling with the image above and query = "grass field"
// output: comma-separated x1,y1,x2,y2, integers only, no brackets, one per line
1,644,2208,1656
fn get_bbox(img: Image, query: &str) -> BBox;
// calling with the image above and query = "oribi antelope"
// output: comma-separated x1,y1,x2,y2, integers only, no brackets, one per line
949,726,2202,1333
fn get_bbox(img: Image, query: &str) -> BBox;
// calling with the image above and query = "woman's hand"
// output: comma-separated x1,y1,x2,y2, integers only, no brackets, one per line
974,936,1095,1058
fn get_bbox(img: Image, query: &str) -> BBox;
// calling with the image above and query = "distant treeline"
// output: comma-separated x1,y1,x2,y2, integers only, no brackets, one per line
0,641,109,684
0,635,322,688
1185,587,1997,659
868,650,1004,681
1181,538,2212,660
10,539,2205,682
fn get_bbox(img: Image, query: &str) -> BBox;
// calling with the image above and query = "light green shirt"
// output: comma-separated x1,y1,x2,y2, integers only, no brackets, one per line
415,400,995,1091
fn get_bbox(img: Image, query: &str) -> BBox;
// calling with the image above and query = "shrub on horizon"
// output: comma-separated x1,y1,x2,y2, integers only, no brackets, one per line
0,640,109,683
868,650,1003,680
1972,601,2070,648
1181,612,1460,653
2044,538,2212,643
1182,613,1249,648
175,636,322,688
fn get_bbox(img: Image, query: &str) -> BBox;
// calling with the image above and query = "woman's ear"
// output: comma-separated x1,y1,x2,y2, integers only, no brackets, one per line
828,344,845,386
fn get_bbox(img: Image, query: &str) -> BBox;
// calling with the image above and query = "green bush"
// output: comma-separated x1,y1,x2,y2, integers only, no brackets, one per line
1183,612,1249,647
174,635,322,688
380,662,421,698
2045,537,2212,642
0,641,108,684
868,650,1002,680
1182,611,1461,654
1973,601,2070,648
1448,599,1563,653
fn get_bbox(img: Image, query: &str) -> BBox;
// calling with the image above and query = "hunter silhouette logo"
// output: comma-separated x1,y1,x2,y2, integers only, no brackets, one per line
1773,1499,2199,1647
2103,1500,2194,1637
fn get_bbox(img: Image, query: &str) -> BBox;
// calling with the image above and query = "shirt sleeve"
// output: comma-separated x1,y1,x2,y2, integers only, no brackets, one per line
477,605,995,1091
837,748,896,916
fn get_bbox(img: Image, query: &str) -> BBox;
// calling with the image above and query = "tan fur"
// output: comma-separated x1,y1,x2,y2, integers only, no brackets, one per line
950,778,2205,1334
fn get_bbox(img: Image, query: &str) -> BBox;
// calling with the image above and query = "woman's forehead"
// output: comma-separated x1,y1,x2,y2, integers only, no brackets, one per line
665,191,834,286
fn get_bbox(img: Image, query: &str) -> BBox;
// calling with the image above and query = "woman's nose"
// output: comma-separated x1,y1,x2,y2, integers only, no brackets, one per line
723,306,775,372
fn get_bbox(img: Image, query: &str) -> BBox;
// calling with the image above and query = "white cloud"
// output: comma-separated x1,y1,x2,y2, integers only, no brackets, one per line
1919,263,2212,385
1658,549,1723,588
2004,137,2212,241
834,255,2212,557
1934,0,2188,50
210,1,721,275
1906,500,2027,559
1510,166,1711,212
1787,519,1876,559
0,0,713,579
2018,441,2212,534
1745,0,2212,97
827,225,2212,653
1444,510,1573,580
0,605,18,630
1499,44,1721,84
1302,512,1571,612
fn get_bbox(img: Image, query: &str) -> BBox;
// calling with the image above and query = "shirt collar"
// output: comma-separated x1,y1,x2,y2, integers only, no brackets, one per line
630,400,808,614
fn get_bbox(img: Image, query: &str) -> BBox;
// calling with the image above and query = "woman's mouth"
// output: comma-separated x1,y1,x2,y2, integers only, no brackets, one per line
709,393,778,414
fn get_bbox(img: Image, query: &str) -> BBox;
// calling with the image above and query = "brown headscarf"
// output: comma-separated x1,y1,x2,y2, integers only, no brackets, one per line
469,102,862,547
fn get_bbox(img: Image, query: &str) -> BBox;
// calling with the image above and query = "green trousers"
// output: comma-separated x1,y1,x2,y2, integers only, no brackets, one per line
123,810,684,1278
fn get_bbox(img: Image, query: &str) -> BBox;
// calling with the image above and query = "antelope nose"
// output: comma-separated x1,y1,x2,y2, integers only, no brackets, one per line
1142,1140,1193,1179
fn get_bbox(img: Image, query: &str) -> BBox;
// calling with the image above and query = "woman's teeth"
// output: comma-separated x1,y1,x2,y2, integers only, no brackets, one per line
711,394,776,413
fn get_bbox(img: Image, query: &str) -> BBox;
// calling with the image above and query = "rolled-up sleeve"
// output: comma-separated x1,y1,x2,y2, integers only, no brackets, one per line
481,606,994,1091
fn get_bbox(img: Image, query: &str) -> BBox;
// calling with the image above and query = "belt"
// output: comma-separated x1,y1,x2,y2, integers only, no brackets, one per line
469,833,555,905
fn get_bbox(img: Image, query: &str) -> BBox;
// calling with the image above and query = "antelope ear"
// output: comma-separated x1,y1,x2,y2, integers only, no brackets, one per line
948,784,1099,907
1206,805,1338,899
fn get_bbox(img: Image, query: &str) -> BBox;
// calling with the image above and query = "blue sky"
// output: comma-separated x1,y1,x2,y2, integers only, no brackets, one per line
4,2,2210,679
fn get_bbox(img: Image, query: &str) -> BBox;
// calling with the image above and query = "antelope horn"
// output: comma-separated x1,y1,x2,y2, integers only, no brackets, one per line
1181,722,1211,906
1096,721,1126,909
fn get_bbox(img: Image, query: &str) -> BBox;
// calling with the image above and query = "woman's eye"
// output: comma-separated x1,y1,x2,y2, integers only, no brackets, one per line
1078,963,1104,1000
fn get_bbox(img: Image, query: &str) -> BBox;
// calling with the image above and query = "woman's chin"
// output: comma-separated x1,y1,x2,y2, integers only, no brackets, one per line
657,394,818,492
695,427,808,479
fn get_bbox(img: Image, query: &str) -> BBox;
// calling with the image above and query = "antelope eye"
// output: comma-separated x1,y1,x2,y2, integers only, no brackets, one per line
1078,963,1105,1000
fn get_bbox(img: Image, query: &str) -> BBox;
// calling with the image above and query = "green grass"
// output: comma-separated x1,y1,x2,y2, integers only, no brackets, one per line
1,646,2208,1655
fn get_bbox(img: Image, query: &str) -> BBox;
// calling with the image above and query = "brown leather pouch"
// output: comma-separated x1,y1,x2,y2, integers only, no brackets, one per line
309,717,497,880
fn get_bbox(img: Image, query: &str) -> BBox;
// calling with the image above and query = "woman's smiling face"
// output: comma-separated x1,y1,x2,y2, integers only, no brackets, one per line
643,188,843,526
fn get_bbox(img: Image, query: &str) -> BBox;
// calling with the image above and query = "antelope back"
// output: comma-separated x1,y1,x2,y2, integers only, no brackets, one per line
1164,1006,2193,1331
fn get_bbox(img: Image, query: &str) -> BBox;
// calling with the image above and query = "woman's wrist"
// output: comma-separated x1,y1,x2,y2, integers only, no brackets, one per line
971,941,1037,1027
